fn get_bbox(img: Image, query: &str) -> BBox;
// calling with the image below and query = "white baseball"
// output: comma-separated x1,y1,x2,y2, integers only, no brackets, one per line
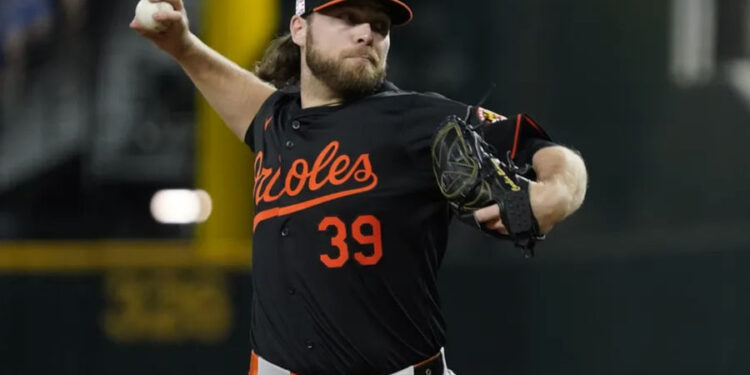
134,0,175,32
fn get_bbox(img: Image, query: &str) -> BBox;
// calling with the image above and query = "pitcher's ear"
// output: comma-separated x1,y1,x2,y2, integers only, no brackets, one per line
290,15,308,47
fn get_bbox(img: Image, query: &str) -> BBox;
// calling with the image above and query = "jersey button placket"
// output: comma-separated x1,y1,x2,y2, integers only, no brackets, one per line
278,218,296,299
285,119,301,149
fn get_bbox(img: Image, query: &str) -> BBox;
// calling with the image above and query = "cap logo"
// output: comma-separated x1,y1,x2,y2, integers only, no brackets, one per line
295,0,306,16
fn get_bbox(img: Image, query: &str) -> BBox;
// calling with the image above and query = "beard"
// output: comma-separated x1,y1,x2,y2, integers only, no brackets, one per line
305,32,387,100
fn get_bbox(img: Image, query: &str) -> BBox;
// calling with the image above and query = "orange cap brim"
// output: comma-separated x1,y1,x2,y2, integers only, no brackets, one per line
313,0,413,26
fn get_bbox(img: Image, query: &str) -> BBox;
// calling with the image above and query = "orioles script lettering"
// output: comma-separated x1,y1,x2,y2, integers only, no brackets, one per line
252,141,378,229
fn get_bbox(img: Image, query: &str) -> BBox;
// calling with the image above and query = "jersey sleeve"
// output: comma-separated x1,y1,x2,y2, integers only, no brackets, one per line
398,94,470,166
401,96,556,174
471,108,557,167
244,90,286,152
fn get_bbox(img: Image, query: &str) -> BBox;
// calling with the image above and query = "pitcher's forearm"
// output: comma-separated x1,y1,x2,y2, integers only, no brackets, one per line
176,33,276,139
529,146,588,229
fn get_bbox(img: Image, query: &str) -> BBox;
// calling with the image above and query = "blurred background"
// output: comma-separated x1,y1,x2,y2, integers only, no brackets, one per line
1,0,750,374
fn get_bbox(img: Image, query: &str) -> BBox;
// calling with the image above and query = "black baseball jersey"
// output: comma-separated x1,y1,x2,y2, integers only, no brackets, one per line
244,81,554,375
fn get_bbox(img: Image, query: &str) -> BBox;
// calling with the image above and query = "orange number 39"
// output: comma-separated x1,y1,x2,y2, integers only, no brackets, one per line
318,215,383,268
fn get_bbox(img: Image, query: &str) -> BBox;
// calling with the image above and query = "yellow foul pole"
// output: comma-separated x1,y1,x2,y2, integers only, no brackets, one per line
197,0,279,264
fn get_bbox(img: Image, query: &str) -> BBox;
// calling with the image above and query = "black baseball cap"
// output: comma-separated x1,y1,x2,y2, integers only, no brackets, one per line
295,0,413,26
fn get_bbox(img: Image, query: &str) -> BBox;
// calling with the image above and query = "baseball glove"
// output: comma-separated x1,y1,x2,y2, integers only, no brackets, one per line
431,113,544,258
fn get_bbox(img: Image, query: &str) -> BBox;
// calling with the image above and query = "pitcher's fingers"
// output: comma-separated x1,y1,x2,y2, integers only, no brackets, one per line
150,0,184,11
485,219,504,230
130,19,148,34
473,205,500,223
485,221,509,235
153,10,182,23
129,17,164,34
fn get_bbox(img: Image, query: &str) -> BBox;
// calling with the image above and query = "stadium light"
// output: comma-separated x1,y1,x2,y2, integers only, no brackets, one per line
150,189,213,224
